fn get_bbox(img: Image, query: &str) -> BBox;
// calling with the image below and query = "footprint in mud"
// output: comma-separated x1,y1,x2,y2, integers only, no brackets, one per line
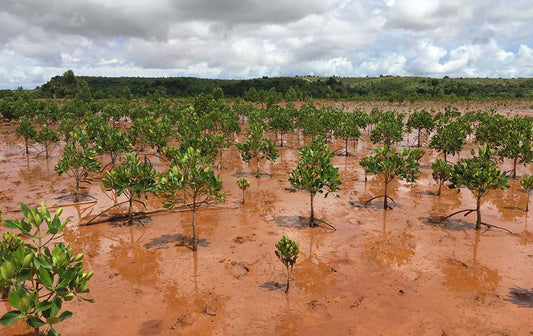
232,233,257,244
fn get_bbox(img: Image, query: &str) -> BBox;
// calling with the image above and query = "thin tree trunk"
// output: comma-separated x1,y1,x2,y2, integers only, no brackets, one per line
345,138,348,155
128,197,133,225
383,181,388,210
512,156,517,179
280,133,284,147
285,265,290,293
75,178,80,203
417,129,421,147
242,189,245,204
310,193,315,227
526,193,530,212
255,158,260,178
437,182,442,196
192,195,198,251
475,195,482,230
25,138,29,154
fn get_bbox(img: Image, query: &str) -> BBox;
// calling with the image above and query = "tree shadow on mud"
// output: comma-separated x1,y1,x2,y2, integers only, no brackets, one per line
274,215,334,230
231,172,271,179
144,233,210,250
349,200,403,210
504,287,533,308
418,190,438,197
259,281,284,292
421,216,476,231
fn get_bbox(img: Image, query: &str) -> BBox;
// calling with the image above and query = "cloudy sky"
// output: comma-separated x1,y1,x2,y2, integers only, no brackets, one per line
1,0,532,89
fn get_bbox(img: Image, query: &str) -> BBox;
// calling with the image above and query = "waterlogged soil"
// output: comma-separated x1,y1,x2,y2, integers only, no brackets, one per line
0,101,532,336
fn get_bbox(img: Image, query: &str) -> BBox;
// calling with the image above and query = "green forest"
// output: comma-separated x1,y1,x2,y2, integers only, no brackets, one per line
2,70,532,102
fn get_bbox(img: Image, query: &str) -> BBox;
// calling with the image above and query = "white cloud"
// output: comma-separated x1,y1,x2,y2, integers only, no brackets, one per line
0,0,531,88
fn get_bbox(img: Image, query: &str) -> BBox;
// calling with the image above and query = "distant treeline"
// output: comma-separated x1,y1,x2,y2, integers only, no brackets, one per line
3,71,533,102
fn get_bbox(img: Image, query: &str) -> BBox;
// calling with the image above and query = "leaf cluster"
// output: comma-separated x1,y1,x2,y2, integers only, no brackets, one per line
159,147,225,212
0,203,92,335
102,154,159,200
289,137,341,197
274,236,299,271
448,144,509,199
360,145,425,184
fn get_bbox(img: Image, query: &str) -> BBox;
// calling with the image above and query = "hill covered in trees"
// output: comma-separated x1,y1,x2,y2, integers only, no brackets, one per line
4,71,533,102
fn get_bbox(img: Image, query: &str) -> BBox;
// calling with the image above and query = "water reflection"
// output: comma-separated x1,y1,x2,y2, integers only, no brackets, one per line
441,231,500,294
364,212,416,267
108,226,162,284
518,214,531,245
485,181,528,221
293,228,336,295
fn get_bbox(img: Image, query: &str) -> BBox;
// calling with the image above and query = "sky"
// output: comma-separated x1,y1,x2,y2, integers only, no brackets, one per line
0,0,532,89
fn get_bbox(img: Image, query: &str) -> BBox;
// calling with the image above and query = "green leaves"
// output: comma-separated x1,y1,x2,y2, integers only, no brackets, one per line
236,178,250,191
237,120,279,177
275,236,300,293
0,203,92,334
360,145,425,209
448,144,509,199
370,110,405,146
289,137,341,197
275,236,300,270
431,158,453,196
0,311,21,326
160,147,225,211
1,260,15,279
289,137,341,226
159,147,225,250
430,121,468,160
102,154,159,200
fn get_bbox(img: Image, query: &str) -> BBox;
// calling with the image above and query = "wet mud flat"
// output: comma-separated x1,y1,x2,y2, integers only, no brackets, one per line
0,101,532,335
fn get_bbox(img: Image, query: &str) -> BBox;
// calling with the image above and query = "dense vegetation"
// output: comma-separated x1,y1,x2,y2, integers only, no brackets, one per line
2,71,532,102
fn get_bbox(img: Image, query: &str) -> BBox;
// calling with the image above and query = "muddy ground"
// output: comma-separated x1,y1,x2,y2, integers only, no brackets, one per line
0,101,532,336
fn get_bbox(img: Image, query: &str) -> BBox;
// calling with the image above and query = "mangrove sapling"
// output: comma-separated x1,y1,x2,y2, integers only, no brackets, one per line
268,105,293,147
274,236,299,294
498,115,533,179
14,116,36,154
236,178,250,204
0,202,93,336
520,175,533,212
289,137,341,227
445,144,510,231
237,121,279,177
334,111,361,156
55,142,101,202
102,154,159,226
369,111,405,146
34,123,60,158
211,133,232,169
93,123,132,169
360,145,425,209
406,109,434,147
431,158,453,196
430,121,467,162
159,147,225,251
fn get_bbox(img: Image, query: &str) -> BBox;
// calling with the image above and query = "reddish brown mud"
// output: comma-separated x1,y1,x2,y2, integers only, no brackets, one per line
0,101,532,336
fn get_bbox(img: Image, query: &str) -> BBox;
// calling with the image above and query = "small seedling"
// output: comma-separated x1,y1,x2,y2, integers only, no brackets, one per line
275,236,299,293
236,178,250,204
520,175,533,212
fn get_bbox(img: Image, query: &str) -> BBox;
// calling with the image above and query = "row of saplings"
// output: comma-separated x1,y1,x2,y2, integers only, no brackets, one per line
2,110,533,335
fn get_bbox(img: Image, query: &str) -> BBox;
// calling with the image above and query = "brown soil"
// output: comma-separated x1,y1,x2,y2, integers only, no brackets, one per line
0,101,532,336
